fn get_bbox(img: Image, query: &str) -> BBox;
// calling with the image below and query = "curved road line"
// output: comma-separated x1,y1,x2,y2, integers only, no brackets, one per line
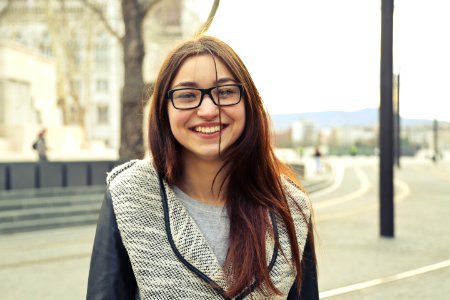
320,259,450,298
316,176,410,222
314,165,370,210
310,160,346,198
394,177,411,204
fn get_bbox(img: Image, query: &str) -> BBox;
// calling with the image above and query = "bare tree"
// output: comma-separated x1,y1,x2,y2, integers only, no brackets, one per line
118,0,157,159
1,0,220,159
196,0,220,36
84,0,220,160
81,0,161,159
46,0,86,128
0,0,12,19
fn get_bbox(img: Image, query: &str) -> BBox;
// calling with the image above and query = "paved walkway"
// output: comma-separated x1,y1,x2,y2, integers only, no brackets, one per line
0,156,448,299
314,157,450,299
0,226,95,300
0,157,330,300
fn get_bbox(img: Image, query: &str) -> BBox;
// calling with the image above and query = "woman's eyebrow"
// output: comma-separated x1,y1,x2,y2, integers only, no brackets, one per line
171,77,237,89
216,77,237,84
171,81,198,88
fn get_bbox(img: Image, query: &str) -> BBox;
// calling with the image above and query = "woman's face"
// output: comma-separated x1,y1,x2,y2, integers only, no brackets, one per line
167,54,246,163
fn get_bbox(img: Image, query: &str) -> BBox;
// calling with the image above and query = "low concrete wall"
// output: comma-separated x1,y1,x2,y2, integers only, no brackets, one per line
0,161,305,191
0,161,119,191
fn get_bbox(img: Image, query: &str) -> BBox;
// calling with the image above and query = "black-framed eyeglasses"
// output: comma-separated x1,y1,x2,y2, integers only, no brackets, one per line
167,83,244,110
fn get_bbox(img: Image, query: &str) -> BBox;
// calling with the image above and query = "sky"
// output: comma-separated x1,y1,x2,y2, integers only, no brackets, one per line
200,0,450,121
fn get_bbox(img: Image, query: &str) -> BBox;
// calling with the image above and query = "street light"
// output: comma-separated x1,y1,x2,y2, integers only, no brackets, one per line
380,0,395,237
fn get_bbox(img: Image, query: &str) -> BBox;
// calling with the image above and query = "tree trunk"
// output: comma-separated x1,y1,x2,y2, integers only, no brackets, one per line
119,0,146,160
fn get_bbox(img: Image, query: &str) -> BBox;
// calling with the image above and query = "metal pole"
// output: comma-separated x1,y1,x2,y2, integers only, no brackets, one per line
380,0,394,237
433,119,438,163
395,74,401,168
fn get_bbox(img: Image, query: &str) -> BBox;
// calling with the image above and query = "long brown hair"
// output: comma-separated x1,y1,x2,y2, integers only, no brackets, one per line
148,35,315,297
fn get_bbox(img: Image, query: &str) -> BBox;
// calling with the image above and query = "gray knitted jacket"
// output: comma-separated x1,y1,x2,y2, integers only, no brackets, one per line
87,159,314,299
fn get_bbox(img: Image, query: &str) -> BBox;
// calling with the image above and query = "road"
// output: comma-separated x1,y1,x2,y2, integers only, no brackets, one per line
313,156,450,299
0,156,449,299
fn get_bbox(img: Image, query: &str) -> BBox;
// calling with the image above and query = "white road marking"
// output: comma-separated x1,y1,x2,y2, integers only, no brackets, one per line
310,159,346,198
320,259,450,298
314,166,370,209
316,176,410,221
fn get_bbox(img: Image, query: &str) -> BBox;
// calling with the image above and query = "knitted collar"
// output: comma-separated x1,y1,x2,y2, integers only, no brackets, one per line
158,175,279,299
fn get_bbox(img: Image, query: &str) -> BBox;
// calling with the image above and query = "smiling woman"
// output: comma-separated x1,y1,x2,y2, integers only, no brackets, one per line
87,36,318,299
167,54,246,163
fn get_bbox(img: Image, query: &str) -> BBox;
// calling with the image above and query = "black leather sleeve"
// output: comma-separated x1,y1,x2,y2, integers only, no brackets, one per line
287,234,319,300
86,190,137,300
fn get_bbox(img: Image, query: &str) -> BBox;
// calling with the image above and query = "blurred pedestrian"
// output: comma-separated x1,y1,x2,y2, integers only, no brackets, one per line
314,145,322,173
32,129,48,162
87,36,318,299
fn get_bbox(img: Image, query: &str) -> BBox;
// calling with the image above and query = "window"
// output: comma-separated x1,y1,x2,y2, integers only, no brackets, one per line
97,105,108,124
71,79,81,96
95,79,108,92
69,105,78,124
40,31,53,57
69,41,82,65
94,39,109,69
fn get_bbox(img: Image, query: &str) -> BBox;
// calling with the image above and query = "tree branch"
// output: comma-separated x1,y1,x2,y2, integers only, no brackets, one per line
79,0,123,43
141,0,163,18
195,0,220,36
0,0,13,21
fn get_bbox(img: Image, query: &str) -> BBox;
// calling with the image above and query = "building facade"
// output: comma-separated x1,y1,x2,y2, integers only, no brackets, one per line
0,0,205,159
0,39,58,153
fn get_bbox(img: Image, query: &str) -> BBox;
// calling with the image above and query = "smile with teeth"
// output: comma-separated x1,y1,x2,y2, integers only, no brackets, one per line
193,125,225,134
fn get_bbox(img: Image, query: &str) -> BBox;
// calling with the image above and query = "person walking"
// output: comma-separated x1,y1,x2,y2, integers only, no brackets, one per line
87,36,318,299
314,145,322,173
32,129,48,162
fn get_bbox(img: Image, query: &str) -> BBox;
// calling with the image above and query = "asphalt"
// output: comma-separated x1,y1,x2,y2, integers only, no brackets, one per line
0,156,449,299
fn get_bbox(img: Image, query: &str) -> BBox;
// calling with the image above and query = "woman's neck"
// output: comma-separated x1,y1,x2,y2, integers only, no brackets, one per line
177,155,227,205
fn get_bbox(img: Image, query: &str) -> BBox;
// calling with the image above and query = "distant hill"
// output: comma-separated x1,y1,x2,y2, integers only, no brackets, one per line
269,108,435,131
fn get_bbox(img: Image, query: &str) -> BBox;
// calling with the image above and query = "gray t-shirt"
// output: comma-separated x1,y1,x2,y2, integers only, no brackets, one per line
173,186,230,266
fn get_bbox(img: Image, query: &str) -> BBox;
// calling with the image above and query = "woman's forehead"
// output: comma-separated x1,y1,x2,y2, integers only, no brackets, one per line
171,54,235,87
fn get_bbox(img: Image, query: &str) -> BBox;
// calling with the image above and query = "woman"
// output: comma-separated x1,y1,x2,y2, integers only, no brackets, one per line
87,36,318,299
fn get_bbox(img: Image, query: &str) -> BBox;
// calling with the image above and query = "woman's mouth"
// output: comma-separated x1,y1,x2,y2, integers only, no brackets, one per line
192,124,227,134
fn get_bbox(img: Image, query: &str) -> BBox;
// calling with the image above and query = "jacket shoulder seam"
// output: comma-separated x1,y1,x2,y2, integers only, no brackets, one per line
107,160,139,185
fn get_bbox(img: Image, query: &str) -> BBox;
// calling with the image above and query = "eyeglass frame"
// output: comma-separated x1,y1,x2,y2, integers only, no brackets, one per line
167,83,244,110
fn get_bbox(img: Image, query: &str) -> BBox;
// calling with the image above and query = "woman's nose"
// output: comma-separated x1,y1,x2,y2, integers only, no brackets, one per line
197,95,219,118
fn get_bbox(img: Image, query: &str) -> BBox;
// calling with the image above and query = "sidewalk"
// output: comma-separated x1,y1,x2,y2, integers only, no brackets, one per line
0,157,335,300
1,157,447,299
0,226,96,300
315,157,450,299
300,156,334,193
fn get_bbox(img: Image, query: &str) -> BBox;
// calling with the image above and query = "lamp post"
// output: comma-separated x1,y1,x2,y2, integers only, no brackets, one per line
393,73,400,168
380,0,395,237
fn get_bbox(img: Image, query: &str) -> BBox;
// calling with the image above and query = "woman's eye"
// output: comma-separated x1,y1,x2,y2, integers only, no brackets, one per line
176,92,196,99
218,88,237,96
